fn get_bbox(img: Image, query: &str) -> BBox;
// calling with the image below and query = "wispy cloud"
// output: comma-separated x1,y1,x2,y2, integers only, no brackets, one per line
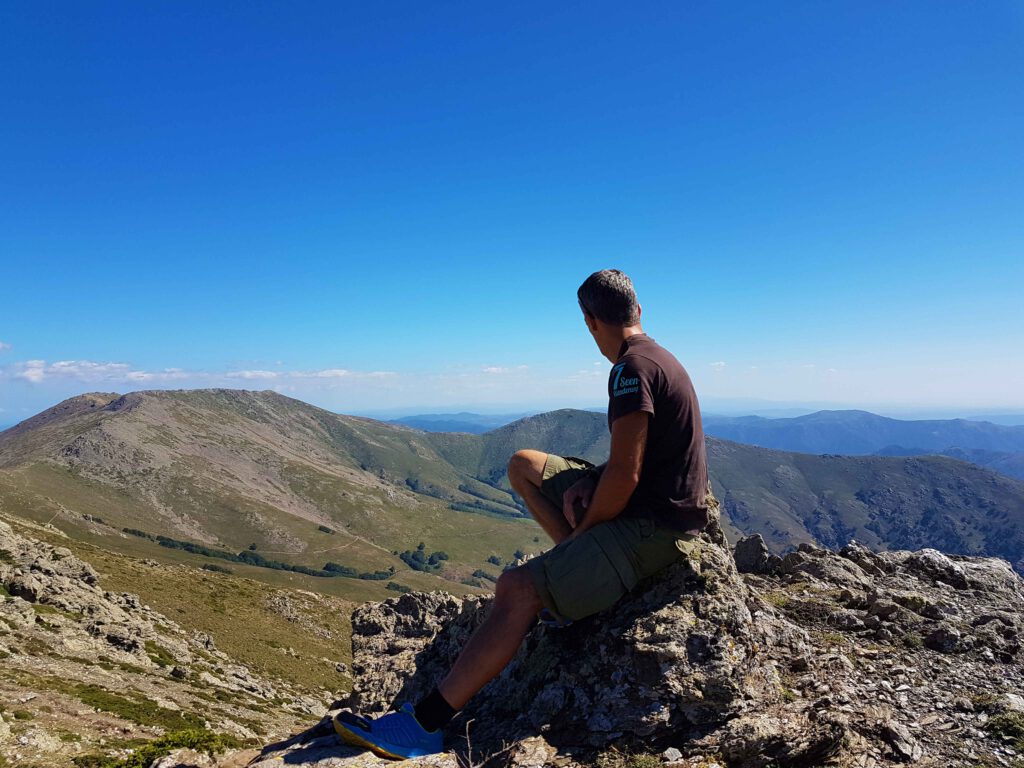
0,341,11,353
710,361,726,370
226,370,280,380
10,360,196,384
2,359,397,387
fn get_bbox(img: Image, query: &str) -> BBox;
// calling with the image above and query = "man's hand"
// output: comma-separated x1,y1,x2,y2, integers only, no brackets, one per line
566,411,649,540
562,473,597,529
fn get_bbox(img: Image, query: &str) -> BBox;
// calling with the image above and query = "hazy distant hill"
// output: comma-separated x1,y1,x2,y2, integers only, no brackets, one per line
389,412,529,434
875,445,1024,481
704,409,1024,480
704,409,1024,454
967,413,1024,427
2,391,1022,594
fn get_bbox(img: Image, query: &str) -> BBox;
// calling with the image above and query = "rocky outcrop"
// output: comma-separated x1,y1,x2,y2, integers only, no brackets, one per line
5,511,1024,768
308,525,1023,767
343,521,812,753
0,519,318,767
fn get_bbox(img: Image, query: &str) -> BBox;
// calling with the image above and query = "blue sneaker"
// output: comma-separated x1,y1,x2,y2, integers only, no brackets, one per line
333,702,444,759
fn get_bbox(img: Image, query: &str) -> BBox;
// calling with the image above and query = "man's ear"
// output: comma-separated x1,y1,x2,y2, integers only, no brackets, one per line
635,303,642,321
583,312,598,334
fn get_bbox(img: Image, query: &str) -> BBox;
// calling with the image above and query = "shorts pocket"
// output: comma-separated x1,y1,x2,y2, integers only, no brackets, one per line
545,538,629,621
629,523,691,581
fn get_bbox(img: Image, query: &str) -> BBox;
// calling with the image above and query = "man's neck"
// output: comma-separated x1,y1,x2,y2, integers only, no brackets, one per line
604,325,645,361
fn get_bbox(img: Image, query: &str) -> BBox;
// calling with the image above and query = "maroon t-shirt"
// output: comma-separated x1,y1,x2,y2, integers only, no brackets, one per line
607,334,709,532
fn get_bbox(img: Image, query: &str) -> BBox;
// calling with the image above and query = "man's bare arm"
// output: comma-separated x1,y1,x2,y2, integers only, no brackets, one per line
565,410,648,538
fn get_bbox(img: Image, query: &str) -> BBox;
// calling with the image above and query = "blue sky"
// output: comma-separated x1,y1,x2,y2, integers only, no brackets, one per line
1,1,1022,421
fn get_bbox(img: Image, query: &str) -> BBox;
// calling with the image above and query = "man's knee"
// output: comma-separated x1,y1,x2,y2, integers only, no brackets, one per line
507,450,546,489
494,566,542,614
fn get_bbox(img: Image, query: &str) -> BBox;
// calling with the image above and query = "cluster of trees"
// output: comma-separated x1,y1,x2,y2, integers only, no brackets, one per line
485,549,529,568
398,542,449,573
324,562,394,580
123,528,393,581
448,500,523,518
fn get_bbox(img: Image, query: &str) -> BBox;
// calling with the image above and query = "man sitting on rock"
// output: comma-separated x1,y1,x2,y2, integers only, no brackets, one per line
334,268,714,759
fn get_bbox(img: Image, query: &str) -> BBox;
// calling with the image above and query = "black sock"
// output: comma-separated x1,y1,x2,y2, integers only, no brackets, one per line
413,687,457,732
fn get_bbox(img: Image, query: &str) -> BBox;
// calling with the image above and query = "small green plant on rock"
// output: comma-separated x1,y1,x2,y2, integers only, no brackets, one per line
901,632,924,649
985,712,1024,751
72,729,245,768
144,640,176,668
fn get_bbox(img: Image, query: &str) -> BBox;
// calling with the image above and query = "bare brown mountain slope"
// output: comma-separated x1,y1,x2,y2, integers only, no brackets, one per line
0,390,541,600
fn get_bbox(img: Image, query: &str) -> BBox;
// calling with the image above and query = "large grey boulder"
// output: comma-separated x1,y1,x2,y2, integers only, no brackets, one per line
344,516,810,752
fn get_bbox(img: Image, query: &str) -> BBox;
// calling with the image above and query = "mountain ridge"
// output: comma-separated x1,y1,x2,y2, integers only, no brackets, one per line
1,389,1022,587
703,408,1024,454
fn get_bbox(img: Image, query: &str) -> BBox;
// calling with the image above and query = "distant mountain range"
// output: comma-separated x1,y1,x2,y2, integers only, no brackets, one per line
703,410,1024,480
2,390,1022,589
389,412,532,434
388,408,1024,481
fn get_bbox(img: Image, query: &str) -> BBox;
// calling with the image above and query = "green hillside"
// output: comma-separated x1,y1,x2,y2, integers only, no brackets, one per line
0,390,548,601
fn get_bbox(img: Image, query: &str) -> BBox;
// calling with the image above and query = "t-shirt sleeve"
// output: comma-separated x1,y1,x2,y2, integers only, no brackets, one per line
608,357,655,423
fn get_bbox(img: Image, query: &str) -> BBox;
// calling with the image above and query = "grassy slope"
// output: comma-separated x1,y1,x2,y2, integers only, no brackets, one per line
2,514,354,696
0,390,552,603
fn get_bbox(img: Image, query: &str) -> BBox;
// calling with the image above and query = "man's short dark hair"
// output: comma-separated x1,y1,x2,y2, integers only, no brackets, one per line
577,269,640,326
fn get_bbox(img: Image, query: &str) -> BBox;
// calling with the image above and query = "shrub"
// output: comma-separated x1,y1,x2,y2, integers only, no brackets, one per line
399,547,448,573
72,729,244,768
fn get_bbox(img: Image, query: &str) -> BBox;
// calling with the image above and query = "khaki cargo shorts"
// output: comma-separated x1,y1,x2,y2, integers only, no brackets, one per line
525,454,714,624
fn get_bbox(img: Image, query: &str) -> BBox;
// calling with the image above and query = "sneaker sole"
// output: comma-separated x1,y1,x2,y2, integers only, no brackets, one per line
332,713,404,760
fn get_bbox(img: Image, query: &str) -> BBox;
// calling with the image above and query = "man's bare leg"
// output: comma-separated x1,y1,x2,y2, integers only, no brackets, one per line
416,453,560,724
507,449,572,545
437,566,542,710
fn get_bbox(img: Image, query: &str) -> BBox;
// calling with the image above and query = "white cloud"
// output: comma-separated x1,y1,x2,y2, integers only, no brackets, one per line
0,359,405,387
49,360,132,379
483,366,507,374
227,370,279,380
10,360,198,384
710,361,726,370
17,360,47,383
0,341,11,353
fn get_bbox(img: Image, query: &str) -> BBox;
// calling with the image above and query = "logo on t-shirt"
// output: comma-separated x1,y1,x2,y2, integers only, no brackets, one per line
610,362,640,397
